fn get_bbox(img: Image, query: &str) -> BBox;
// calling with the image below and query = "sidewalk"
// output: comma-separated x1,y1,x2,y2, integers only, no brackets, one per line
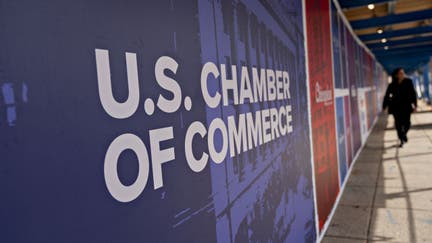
323,102,432,243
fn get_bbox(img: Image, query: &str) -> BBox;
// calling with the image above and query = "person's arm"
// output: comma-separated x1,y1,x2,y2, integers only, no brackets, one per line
407,79,417,110
382,83,392,110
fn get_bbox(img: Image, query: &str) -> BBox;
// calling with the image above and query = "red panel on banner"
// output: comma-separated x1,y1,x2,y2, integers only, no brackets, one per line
305,0,340,231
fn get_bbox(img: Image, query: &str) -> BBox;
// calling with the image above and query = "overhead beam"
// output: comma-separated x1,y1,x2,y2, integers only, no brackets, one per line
368,36,432,49
350,9,432,29
378,58,432,72
378,56,431,65
374,46,432,56
378,57,432,71
380,58,430,74
359,25,432,41
379,57,430,72
374,45,432,57
338,0,393,9
375,43,432,52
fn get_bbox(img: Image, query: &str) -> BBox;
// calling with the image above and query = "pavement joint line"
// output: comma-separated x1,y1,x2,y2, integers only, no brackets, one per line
372,207,432,212
365,117,385,243
336,204,432,212
375,186,432,189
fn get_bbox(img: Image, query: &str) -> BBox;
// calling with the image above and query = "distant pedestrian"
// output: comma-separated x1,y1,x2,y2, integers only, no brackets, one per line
383,68,417,147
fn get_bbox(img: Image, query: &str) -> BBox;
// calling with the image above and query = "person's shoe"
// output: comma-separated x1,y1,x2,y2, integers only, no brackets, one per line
399,140,404,148
403,136,408,143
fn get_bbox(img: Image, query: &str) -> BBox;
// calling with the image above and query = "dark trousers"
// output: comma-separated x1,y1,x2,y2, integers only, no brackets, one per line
393,112,411,141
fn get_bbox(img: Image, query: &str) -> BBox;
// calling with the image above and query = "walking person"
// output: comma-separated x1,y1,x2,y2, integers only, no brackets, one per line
383,67,417,147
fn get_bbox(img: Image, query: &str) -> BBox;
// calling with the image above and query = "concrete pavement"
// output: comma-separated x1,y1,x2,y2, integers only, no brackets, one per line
322,103,432,243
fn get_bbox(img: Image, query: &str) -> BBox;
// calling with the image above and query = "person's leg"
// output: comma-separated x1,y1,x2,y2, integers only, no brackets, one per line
393,113,404,145
401,113,411,142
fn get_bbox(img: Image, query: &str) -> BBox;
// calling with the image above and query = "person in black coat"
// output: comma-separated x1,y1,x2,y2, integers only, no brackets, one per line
383,67,417,147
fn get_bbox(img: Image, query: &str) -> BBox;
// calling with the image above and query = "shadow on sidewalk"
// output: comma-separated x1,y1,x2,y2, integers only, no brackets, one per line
323,111,432,242
409,123,432,130
384,122,432,131
368,111,432,242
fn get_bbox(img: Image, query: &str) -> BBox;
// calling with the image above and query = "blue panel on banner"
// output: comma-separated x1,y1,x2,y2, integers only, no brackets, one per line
335,97,347,184
0,1,316,242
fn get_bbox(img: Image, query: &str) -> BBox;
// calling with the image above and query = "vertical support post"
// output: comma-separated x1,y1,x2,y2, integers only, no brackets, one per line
423,64,431,104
